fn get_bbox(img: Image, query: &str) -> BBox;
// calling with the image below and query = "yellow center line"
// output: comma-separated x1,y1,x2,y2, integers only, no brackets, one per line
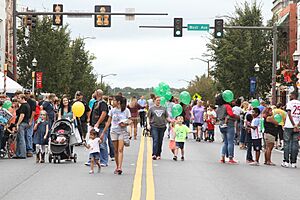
131,135,145,200
146,136,155,200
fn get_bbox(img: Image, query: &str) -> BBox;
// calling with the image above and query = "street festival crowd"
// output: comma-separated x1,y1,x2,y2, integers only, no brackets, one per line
0,83,299,174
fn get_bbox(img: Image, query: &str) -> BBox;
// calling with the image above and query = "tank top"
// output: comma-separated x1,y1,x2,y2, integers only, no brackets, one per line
264,117,277,137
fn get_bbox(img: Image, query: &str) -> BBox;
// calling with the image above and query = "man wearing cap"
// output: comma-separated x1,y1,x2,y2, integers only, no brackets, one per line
24,90,36,157
74,91,90,142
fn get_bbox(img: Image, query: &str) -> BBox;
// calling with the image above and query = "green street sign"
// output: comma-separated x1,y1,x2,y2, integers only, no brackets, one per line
187,24,210,31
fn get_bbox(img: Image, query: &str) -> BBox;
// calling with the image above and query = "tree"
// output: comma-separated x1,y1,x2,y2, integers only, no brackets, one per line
207,1,272,99
187,75,218,104
17,17,98,97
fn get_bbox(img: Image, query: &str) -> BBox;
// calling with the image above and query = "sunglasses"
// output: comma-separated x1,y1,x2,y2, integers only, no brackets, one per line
40,114,47,116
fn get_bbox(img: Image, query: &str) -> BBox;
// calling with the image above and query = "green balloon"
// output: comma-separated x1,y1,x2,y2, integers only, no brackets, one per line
222,90,234,103
154,87,163,97
164,91,172,101
2,100,12,109
179,91,191,105
251,99,260,108
172,104,183,117
274,114,282,123
160,97,167,107
159,82,170,92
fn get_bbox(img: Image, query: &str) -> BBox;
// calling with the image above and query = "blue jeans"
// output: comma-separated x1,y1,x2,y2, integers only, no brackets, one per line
107,128,114,158
25,121,34,153
151,126,166,157
240,128,246,144
220,125,235,158
99,127,108,165
16,123,28,158
283,128,299,164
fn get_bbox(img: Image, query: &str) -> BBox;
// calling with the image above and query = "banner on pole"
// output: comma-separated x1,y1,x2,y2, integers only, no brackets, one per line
36,72,43,89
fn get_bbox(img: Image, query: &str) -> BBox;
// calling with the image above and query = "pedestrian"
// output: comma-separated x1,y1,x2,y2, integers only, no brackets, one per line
281,92,300,168
240,101,250,150
232,99,243,145
247,108,262,166
41,93,56,130
245,112,254,163
273,103,286,149
105,96,115,161
14,94,31,159
74,91,91,142
263,107,278,166
89,89,109,167
173,116,190,161
83,129,102,174
128,96,144,140
206,106,216,142
147,93,155,110
216,94,239,164
138,95,147,128
102,95,131,175
191,100,205,142
24,91,36,157
182,103,192,128
33,110,49,163
168,122,176,156
147,96,172,160
58,95,74,120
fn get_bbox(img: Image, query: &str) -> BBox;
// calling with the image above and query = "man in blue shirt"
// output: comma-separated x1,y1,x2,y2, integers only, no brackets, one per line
138,96,147,128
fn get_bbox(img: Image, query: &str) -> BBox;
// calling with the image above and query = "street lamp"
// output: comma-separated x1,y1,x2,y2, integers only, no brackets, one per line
100,73,117,85
190,57,211,77
254,63,260,98
32,58,37,94
254,63,260,72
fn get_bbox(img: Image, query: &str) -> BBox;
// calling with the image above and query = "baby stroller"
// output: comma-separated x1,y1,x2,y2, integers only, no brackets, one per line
48,119,77,163
142,120,151,137
0,131,17,159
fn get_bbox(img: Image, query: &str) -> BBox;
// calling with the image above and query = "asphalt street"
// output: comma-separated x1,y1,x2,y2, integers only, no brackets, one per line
0,127,299,200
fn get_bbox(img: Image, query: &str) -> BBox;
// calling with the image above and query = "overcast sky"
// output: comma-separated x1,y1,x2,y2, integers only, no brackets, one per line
19,0,273,89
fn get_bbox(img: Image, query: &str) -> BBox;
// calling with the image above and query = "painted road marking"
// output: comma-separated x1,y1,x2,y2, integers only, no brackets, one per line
146,136,155,200
131,135,145,200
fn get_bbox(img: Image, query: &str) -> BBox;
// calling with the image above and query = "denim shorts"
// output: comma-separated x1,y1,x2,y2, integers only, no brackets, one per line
176,142,185,149
89,152,100,160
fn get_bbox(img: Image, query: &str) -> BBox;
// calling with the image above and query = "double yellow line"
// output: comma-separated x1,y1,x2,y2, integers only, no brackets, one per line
131,135,155,200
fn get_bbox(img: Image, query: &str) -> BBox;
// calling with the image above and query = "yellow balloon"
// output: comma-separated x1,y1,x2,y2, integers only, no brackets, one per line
72,101,85,117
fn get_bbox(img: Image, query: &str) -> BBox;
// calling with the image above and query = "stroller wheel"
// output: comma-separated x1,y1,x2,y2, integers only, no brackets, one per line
73,153,77,163
49,154,52,163
54,156,57,164
57,155,61,163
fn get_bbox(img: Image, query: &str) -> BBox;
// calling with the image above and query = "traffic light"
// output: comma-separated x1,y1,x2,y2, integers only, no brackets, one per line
31,14,37,29
214,19,224,38
95,5,111,27
53,4,63,26
174,18,183,37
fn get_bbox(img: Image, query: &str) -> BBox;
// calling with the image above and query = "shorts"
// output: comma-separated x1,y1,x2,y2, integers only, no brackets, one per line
110,131,124,141
265,133,276,144
252,139,262,151
193,123,203,128
176,142,185,149
89,152,100,160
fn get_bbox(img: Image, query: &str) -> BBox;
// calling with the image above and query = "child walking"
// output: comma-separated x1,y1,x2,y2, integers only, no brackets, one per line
173,116,190,161
33,110,49,163
83,129,102,174
247,108,262,166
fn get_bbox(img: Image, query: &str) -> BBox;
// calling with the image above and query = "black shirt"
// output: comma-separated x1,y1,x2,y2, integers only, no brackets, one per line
90,100,108,127
264,117,277,137
16,103,31,124
27,98,36,117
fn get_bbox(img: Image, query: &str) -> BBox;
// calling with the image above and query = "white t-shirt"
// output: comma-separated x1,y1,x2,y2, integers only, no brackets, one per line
108,108,131,133
232,106,243,116
284,99,300,128
251,117,262,139
87,138,100,154
138,99,147,112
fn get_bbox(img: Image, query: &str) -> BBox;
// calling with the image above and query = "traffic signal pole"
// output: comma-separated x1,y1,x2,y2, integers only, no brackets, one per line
140,24,278,105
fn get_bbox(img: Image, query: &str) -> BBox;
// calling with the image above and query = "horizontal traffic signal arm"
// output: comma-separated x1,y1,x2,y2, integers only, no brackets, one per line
16,11,168,16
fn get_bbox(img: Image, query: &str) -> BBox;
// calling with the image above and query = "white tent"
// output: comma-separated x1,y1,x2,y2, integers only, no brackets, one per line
0,72,23,93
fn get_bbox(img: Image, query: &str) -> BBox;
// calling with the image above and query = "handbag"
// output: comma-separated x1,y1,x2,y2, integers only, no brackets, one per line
123,131,130,147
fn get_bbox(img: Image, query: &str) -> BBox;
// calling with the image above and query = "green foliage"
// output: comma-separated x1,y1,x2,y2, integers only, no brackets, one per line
187,75,218,105
207,1,272,98
17,17,98,97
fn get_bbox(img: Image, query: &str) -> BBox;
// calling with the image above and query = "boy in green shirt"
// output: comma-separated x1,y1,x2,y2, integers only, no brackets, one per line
173,116,190,161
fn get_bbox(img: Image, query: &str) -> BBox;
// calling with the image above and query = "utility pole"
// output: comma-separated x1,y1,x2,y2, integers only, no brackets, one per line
13,0,17,80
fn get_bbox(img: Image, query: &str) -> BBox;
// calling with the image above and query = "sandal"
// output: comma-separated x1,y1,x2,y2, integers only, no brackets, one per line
117,169,123,175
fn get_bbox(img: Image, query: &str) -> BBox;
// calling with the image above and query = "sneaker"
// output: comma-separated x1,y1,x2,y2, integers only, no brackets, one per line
100,163,108,167
281,162,289,168
85,161,91,166
181,156,184,161
228,159,238,164
173,156,177,161
152,155,157,160
291,163,297,168
246,160,255,164
89,170,94,174
219,159,225,164
249,161,259,166
111,157,115,161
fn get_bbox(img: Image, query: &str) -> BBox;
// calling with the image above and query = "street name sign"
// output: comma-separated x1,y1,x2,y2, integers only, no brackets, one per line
187,24,209,31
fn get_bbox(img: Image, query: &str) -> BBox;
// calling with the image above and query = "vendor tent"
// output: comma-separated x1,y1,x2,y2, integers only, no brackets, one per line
0,72,23,93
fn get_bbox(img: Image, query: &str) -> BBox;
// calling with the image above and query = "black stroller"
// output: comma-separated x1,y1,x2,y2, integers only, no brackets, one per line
48,119,77,163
